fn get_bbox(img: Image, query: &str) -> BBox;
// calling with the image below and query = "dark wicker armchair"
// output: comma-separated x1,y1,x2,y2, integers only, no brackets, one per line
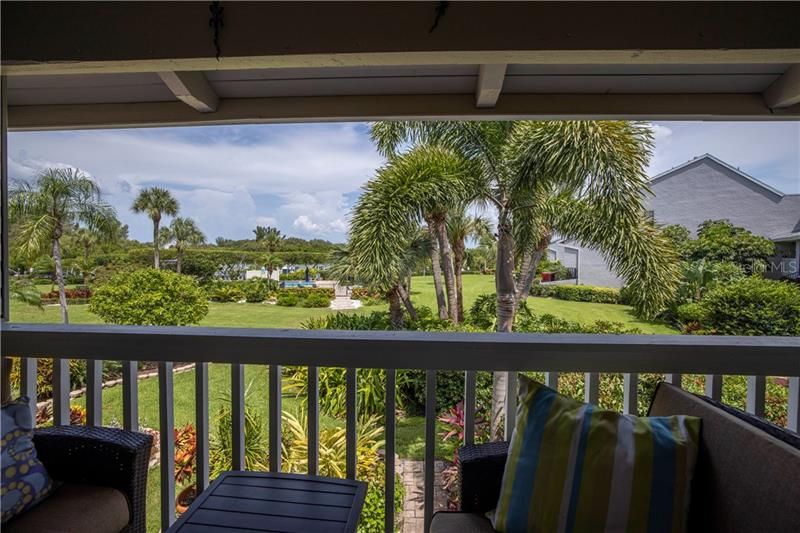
33,425,153,533
458,441,508,514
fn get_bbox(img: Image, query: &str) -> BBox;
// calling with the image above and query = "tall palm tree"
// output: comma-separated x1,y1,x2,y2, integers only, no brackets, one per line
71,227,98,285
371,120,680,434
10,168,117,323
131,187,179,269
161,217,205,274
447,211,492,322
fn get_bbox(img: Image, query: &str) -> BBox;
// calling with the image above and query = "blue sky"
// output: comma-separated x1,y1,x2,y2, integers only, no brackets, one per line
8,121,799,243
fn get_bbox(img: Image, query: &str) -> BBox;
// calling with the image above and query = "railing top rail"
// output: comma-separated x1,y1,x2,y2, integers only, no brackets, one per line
2,323,799,375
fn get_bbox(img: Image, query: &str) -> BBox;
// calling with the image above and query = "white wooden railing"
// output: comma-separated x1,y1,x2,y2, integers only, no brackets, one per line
2,323,799,532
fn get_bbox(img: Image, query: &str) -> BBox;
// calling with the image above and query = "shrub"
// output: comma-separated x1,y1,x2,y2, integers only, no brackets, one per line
276,292,299,307
303,311,392,330
301,291,332,308
466,293,532,330
209,285,246,302
515,313,641,334
550,284,621,304
400,370,493,417
40,287,92,300
695,277,800,336
89,268,209,326
174,423,197,485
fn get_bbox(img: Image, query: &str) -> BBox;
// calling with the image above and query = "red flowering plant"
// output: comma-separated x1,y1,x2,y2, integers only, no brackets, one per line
438,401,492,509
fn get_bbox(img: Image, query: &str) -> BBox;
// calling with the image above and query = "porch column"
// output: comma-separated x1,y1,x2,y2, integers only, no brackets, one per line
1,75,8,322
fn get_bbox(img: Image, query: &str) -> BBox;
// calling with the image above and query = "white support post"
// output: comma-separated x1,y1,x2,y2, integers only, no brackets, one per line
157,71,219,112
623,373,638,415
475,64,507,108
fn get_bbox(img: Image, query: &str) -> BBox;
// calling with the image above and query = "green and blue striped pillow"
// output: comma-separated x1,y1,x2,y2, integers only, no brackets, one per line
492,376,701,533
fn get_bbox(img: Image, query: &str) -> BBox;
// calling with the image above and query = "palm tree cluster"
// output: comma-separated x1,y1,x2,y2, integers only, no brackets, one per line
132,187,205,271
346,121,681,430
253,225,284,279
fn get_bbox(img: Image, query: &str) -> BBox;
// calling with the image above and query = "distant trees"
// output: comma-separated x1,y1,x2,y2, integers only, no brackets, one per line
254,226,285,278
131,186,179,269
10,168,118,323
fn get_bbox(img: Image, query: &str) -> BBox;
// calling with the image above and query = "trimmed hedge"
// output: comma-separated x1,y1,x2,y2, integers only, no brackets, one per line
530,283,621,304
276,287,334,307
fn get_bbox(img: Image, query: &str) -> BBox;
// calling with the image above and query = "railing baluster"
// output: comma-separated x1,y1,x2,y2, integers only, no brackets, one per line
269,364,281,472
623,373,638,415
584,372,599,404
504,371,517,440
746,375,766,417
122,361,138,432
20,358,37,421
787,377,799,432
384,369,396,533
231,363,245,470
545,371,559,390
307,365,319,476
666,373,683,387
424,370,436,533
52,358,68,425
346,367,357,480
463,370,476,446
158,361,175,531
195,362,209,491
705,374,722,401
86,358,102,426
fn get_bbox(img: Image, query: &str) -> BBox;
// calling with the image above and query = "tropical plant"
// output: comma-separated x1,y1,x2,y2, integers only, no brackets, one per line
131,186,179,269
174,423,197,485
369,120,680,433
209,391,269,478
9,168,118,323
687,219,775,271
89,268,209,326
161,217,205,274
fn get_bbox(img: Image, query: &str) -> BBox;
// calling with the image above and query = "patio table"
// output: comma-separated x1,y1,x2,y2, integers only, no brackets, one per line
166,471,367,533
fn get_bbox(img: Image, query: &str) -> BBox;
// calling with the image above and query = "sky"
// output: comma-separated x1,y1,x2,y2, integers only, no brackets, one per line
8,121,800,243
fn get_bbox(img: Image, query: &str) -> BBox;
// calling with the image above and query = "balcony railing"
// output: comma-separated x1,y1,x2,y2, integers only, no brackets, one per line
2,323,799,532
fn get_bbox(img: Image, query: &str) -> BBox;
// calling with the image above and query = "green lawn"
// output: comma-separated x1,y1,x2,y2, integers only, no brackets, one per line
12,275,675,532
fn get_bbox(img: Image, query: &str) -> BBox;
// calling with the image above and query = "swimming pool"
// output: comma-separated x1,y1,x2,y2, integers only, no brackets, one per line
280,281,316,288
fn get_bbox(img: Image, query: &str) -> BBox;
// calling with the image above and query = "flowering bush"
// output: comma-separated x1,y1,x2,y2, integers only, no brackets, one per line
174,423,197,485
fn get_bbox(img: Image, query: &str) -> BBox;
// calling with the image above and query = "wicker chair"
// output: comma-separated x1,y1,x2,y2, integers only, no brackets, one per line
28,425,153,533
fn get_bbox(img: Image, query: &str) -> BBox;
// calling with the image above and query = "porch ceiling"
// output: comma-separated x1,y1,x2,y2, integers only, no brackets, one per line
2,2,800,129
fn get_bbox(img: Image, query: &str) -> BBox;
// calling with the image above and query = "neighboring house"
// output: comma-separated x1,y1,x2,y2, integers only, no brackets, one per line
549,154,800,288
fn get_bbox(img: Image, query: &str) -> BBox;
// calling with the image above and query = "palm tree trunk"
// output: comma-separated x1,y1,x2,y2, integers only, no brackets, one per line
514,235,551,309
453,239,465,322
397,283,417,321
52,237,69,325
153,218,160,269
493,211,516,437
429,228,448,320
176,249,182,274
388,288,404,329
83,245,90,285
432,217,459,323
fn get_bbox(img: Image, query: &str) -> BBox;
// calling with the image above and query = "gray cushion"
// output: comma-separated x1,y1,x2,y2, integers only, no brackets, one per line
649,382,800,533
4,483,130,533
430,512,496,533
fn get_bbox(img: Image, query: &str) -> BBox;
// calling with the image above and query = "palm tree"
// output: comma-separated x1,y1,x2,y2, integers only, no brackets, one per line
347,144,477,324
253,226,284,253
131,187,179,269
161,217,205,274
10,168,117,323
370,120,680,434
447,211,492,322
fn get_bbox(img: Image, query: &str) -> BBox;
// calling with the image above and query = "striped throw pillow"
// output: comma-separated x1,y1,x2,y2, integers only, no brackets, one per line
492,375,701,533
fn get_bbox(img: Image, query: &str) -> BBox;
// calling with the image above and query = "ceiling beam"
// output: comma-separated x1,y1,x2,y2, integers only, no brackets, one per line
157,71,218,113
763,64,800,109
475,64,507,108
8,93,800,132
